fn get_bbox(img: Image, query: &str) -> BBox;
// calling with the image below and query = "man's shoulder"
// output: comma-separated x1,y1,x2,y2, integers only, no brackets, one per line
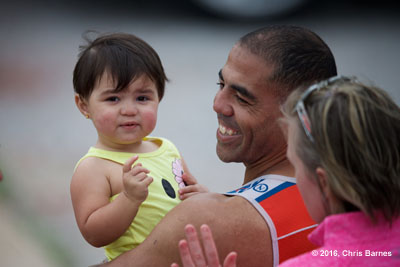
183,192,253,208
178,192,263,225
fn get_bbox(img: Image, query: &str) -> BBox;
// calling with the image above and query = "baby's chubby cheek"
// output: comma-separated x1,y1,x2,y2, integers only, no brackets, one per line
95,113,117,132
142,111,157,131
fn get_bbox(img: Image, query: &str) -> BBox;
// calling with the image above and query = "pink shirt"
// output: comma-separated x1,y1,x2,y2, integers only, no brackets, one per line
280,211,400,266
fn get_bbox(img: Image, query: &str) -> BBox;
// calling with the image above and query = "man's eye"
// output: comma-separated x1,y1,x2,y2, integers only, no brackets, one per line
137,96,149,101
216,82,224,89
235,95,249,105
106,96,119,102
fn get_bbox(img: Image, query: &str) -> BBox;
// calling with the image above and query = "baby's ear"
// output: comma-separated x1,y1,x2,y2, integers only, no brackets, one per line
75,94,90,118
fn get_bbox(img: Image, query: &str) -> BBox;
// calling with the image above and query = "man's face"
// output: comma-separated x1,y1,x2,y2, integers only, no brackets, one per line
213,44,284,165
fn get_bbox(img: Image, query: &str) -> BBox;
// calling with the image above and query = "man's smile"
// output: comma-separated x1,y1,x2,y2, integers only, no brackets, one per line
218,124,239,136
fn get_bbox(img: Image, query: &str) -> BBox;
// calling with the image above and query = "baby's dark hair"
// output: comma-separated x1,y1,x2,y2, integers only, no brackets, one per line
73,32,168,101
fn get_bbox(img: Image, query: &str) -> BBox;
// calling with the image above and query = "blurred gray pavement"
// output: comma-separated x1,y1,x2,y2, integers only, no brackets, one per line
1,1,399,266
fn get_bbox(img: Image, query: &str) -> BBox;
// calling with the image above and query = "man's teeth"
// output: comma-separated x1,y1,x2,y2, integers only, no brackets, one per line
219,125,237,136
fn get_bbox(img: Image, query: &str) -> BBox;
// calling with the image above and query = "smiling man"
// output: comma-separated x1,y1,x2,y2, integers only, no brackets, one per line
103,25,337,267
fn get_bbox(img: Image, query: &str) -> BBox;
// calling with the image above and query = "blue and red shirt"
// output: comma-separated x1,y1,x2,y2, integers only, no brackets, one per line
226,175,318,266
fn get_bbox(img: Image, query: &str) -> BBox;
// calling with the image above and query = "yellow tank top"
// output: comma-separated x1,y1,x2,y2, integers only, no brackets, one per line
75,136,183,261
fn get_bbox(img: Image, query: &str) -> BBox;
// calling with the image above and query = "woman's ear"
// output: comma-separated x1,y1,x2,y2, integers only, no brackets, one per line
316,167,337,215
315,167,330,196
75,94,90,119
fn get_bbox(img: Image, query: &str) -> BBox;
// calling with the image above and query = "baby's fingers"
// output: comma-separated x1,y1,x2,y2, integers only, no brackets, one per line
129,165,150,177
142,176,153,187
180,184,208,195
179,186,196,200
182,173,197,186
179,185,194,195
123,155,139,173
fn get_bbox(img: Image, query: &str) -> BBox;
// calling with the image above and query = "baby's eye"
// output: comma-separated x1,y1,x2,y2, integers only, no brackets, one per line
137,96,149,102
106,96,119,102
216,82,224,90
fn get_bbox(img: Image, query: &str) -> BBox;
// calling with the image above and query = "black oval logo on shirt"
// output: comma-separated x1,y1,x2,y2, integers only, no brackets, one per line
162,178,176,199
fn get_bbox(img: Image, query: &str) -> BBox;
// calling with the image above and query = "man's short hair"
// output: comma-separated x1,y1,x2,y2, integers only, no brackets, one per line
239,25,337,100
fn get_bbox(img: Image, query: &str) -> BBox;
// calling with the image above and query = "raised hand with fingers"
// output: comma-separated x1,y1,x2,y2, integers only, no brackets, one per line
122,155,153,204
171,224,237,267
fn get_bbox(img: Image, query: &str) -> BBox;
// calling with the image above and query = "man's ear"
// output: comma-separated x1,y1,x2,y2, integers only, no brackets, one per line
75,93,90,119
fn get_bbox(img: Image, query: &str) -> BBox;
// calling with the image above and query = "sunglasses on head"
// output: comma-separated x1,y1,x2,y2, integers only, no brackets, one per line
295,75,352,142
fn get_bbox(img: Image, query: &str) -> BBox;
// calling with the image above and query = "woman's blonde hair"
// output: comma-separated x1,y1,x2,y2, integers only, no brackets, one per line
282,76,400,223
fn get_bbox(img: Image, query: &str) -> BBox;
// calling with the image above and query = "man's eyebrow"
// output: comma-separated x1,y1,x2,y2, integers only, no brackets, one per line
231,84,256,101
218,69,222,79
218,69,256,101
219,69,256,101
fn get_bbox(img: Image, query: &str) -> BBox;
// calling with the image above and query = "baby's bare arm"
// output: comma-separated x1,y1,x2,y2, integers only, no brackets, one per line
70,156,151,247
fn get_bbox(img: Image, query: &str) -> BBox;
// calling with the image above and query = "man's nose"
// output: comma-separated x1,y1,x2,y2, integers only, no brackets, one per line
213,89,233,116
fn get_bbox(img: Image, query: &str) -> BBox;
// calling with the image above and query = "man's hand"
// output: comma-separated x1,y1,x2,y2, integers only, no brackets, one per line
122,156,153,203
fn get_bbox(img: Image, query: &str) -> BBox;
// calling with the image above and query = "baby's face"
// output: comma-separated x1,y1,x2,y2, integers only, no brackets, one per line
85,72,159,148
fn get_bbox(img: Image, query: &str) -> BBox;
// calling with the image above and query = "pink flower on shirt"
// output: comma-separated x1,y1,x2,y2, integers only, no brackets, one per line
172,159,185,188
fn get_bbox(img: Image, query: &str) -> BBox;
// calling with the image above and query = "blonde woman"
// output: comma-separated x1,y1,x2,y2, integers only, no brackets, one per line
172,76,400,267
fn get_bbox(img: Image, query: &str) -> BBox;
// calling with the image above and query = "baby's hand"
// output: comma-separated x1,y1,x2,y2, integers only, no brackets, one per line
122,156,153,204
178,173,209,200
